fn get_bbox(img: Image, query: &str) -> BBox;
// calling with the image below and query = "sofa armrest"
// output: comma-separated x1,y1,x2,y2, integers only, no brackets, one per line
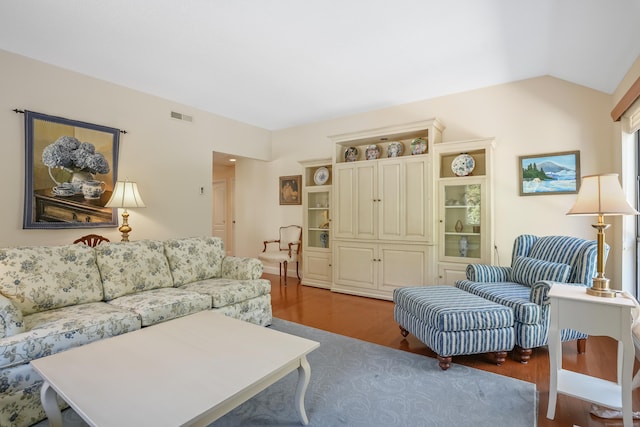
465,264,512,282
221,256,264,280
0,294,24,338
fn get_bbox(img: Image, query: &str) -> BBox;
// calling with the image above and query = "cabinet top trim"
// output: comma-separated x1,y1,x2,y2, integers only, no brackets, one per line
328,118,444,145
433,138,496,150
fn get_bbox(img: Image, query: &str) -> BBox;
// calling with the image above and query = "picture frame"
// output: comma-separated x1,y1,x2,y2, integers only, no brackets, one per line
279,175,301,205
518,150,580,196
23,110,120,229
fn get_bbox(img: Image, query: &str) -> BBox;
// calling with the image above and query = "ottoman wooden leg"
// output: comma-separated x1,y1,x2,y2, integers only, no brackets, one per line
514,346,532,364
399,326,409,337
437,355,452,370
491,351,507,366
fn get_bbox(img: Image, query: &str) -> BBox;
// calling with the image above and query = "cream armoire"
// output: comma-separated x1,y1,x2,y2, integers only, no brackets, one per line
327,119,494,300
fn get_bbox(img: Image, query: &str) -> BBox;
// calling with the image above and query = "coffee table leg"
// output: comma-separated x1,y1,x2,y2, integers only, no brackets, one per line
41,381,63,427
295,355,311,425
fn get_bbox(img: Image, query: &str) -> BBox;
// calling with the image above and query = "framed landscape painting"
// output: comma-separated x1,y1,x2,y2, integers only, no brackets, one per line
519,151,580,196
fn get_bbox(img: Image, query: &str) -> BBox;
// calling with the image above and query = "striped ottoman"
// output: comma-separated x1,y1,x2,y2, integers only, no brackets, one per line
393,286,515,370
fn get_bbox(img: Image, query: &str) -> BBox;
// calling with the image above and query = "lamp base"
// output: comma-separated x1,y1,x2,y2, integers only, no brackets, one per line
118,210,131,242
586,277,616,298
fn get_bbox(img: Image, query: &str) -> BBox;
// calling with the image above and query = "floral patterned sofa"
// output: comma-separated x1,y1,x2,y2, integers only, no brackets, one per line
0,236,271,427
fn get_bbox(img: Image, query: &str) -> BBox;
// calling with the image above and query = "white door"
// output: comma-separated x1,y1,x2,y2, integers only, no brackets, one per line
212,180,227,248
229,177,235,256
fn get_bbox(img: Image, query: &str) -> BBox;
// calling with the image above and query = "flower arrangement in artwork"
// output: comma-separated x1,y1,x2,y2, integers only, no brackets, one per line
42,136,110,175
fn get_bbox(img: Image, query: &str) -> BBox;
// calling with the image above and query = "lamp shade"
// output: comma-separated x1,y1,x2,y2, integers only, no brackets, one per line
567,174,638,216
105,181,146,209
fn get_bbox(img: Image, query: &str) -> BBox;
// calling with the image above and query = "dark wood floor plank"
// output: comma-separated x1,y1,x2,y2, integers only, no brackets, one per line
267,274,640,427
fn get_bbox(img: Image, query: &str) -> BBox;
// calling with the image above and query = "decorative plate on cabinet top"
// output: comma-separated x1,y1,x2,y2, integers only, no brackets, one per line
365,144,380,160
387,141,403,157
451,153,475,176
410,137,427,155
313,167,330,185
344,146,359,162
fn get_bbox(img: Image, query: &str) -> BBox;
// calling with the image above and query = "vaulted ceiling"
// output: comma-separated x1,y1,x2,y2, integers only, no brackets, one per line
1,1,638,130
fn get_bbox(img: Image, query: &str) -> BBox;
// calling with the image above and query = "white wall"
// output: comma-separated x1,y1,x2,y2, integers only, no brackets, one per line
0,49,271,246
242,76,617,283
2,48,630,288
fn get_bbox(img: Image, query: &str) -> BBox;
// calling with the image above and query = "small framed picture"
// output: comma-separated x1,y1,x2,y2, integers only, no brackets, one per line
279,175,301,205
518,150,580,196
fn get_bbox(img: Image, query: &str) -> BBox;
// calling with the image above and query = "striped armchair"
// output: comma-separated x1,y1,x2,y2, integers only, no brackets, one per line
456,234,603,363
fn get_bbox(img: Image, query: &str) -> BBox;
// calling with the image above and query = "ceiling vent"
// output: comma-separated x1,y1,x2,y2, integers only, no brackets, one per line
170,111,193,122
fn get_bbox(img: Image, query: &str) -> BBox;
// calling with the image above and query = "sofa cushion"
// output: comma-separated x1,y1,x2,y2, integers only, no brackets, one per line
95,240,174,301
164,237,225,286
0,302,140,369
0,244,104,315
509,256,571,287
221,256,264,280
179,278,271,309
0,294,24,337
455,280,541,325
107,287,211,326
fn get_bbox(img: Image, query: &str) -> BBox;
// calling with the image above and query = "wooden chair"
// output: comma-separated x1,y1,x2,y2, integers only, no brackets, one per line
258,225,302,285
73,234,110,247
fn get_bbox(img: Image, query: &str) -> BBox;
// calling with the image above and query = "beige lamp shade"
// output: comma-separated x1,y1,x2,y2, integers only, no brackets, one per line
567,174,638,216
566,173,637,297
105,181,145,242
105,181,146,209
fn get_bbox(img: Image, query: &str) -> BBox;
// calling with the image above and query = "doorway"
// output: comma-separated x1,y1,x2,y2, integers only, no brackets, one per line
212,152,237,256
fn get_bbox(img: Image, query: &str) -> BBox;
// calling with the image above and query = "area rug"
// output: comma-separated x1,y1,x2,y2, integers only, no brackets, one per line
34,318,537,426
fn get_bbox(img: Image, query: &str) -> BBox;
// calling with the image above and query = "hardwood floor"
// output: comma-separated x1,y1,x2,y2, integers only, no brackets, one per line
266,273,640,427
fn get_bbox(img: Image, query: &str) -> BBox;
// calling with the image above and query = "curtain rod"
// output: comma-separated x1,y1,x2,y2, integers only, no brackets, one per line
13,108,128,134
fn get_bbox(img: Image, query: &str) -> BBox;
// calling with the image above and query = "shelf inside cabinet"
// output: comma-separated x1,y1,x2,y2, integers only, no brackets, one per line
330,118,444,164
307,228,330,249
335,132,430,163
440,149,486,178
304,164,332,187
444,233,481,259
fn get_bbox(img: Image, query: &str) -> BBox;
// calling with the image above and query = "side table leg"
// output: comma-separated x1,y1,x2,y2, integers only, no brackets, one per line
295,355,311,425
41,381,63,427
546,308,561,420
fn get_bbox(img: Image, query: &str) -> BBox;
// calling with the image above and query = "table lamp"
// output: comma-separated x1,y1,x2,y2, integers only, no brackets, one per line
566,173,638,297
105,180,146,242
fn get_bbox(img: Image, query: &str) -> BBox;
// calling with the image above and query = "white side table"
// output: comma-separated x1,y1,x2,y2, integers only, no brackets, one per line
547,283,635,427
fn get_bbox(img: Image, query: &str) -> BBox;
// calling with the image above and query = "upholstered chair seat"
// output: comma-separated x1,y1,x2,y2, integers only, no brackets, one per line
258,225,302,284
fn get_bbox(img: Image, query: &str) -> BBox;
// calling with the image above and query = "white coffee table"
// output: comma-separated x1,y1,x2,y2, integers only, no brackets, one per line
31,311,319,426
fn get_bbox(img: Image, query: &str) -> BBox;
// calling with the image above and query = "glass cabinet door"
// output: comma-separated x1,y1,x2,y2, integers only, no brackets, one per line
306,189,330,249
441,180,484,260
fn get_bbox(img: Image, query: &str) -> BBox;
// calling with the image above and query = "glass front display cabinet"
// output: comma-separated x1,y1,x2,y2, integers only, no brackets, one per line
306,188,331,250
440,178,486,262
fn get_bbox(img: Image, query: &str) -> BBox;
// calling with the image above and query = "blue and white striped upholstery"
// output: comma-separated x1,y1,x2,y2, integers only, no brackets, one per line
455,280,541,324
393,286,514,358
465,264,511,282
509,256,571,287
456,235,599,349
514,234,604,287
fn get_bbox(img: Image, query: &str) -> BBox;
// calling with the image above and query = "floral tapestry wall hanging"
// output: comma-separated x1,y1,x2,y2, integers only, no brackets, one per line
23,110,120,229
